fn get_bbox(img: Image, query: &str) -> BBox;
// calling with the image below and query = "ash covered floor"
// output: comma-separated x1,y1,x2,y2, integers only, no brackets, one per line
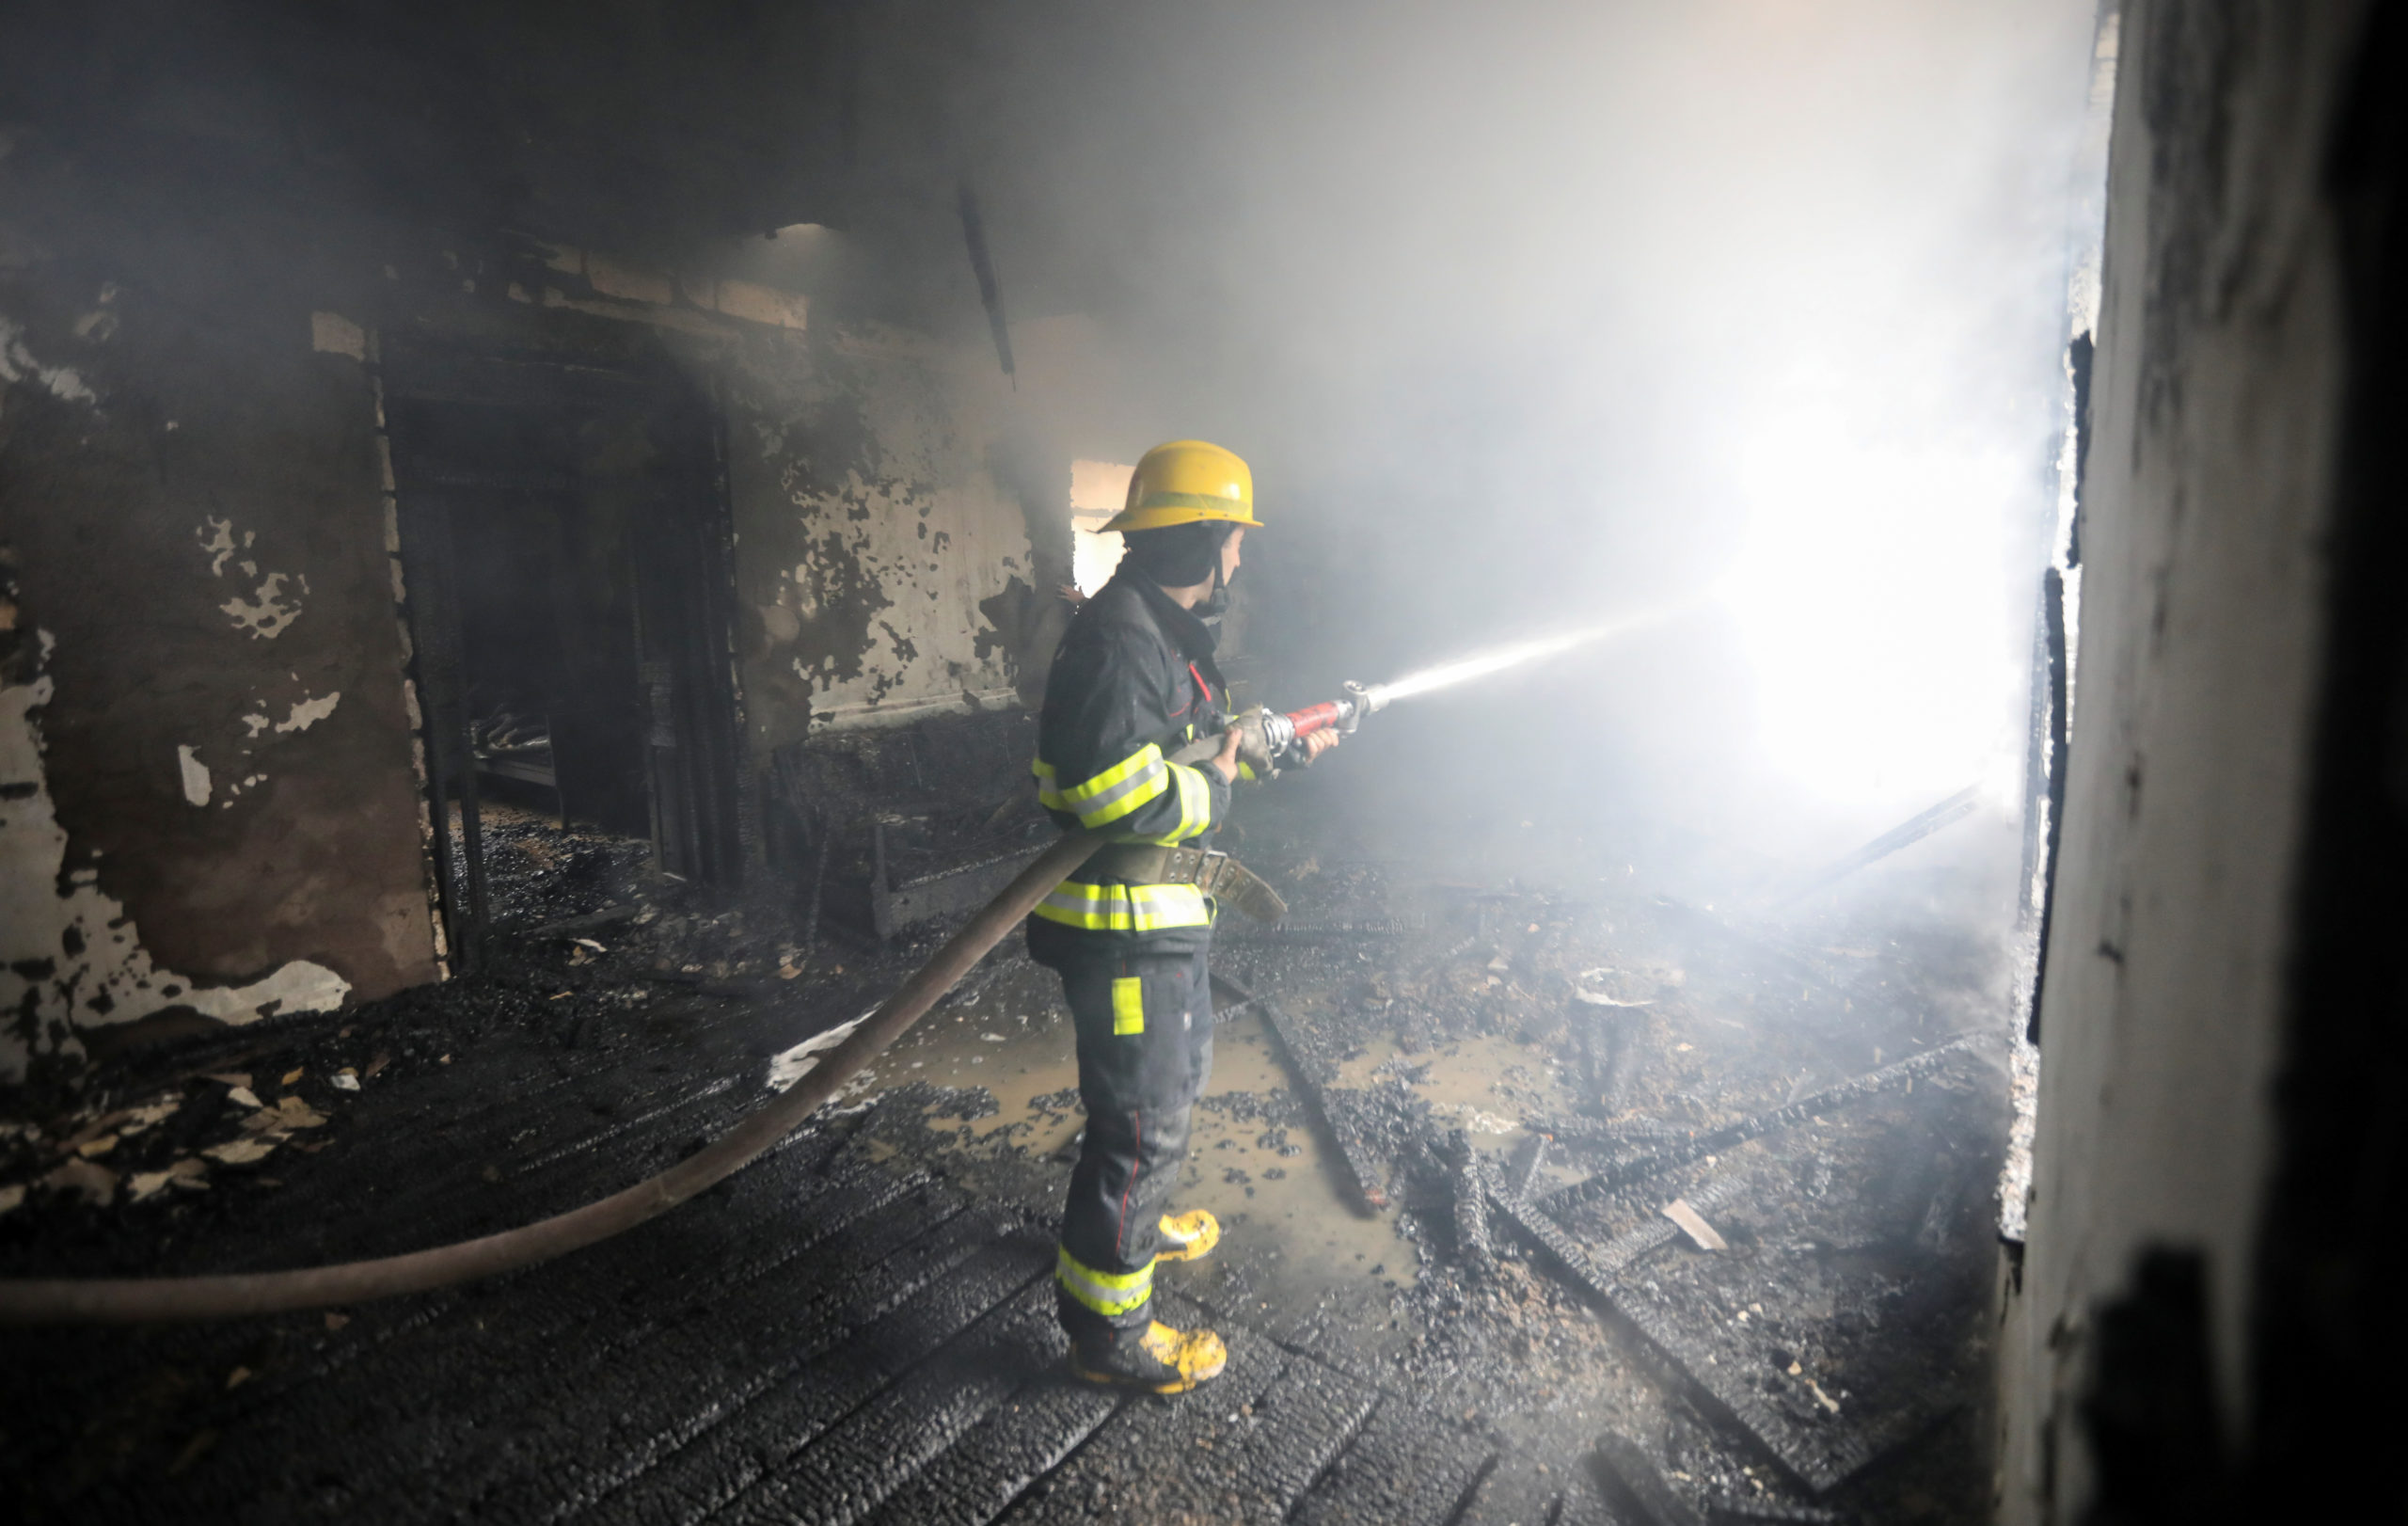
0,798,2015,1524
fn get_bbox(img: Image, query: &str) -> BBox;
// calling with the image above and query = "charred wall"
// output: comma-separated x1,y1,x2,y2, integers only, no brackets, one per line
0,45,1081,1083
1997,2,2400,1519
498,238,1076,764
721,314,1062,749
0,136,439,1087
0,0,1106,1085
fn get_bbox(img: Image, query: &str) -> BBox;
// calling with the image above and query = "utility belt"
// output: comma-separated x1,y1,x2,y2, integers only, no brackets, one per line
1085,844,1289,925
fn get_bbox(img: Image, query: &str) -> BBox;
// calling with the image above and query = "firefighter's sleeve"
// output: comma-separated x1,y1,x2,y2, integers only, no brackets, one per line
1035,628,1230,844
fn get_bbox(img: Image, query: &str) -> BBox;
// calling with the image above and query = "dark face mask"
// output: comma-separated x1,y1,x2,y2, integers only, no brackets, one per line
1197,561,1238,619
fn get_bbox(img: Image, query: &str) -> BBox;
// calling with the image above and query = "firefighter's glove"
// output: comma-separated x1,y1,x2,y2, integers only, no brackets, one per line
1229,707,1279,782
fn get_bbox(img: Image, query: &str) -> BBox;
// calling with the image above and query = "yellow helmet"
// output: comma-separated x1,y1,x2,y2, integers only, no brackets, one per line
1103,439,1260,533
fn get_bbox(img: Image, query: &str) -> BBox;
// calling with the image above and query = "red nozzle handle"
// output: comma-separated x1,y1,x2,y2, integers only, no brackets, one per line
1285,701,1344,738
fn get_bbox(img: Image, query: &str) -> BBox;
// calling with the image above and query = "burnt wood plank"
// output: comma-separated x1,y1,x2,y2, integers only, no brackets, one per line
1289,1397,1497,1526
568,1228,1050,1525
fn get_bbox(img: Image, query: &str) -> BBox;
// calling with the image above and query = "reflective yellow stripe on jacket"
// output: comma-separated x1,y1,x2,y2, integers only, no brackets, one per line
1030,880,1212,932
1062,743,1168,827
1056,1246,1154,1317
1034,745,1213,843
1032,758,1071,814
1143,758,1211,844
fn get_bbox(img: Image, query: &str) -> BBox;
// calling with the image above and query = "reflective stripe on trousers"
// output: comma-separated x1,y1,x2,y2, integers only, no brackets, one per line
1056,1246,1154,1317
1053,947,1213,1334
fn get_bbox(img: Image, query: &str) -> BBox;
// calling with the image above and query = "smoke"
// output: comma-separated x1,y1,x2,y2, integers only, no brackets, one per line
910,0,2099,870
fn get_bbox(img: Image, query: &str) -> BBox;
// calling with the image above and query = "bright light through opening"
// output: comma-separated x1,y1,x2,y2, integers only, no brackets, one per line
1722,405,2021,811
1069,458,1131,596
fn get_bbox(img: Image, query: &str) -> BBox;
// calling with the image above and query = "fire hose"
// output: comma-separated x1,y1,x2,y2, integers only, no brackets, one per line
0,691,1395,1326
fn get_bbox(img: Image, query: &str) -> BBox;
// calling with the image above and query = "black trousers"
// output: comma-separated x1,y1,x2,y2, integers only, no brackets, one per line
1051,946,1214,1336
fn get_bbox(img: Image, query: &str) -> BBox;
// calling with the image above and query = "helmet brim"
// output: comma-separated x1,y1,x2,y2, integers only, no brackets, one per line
1101,504,1263,533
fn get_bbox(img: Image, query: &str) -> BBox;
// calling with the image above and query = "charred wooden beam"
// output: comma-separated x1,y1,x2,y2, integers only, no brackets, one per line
1450,1131,1495,1277
1592,1429,1705,1526
1770,785,1983,907
1524,1116,1690,1152
1577,1004,1646,1114
1706,1501,1848,1524
1544,1035,1980,1213
1493,1181,1937,1492
1501,1132,1549,1202
957,185,1015,384
1584,1166,1760,1279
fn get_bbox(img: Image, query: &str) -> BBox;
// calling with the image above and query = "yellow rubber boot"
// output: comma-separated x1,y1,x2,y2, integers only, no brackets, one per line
1155,1208,1221,1264
1070,1321,1229,1394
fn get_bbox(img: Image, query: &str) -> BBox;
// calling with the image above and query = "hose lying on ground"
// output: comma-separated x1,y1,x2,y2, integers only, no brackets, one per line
0,832,1106,1326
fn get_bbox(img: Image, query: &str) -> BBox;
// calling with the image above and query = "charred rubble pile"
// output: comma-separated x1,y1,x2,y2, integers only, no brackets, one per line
817,829,2009,1521
444,802,657,930
0,804,922,1272
768,708,1057,944
1,773,2008,1523
0,706,1070,1269
1196,851,2007,1525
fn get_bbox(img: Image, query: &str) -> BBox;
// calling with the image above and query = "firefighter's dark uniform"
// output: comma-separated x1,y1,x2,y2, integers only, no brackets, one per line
1028,567,1233,1342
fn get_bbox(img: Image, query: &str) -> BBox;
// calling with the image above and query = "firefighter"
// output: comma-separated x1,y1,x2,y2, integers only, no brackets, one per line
1029,439,1337,1392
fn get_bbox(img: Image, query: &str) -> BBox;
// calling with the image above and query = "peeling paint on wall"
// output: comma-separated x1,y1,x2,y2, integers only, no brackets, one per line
176,744,212,806
272,691,341,733
1,153,440,1059
166,541,345,803
71,282,121,344
723,326,1040,745
309,310,366,361
198,517,309,639
0,313,99,407
2,640,351,1080
222,577,309,640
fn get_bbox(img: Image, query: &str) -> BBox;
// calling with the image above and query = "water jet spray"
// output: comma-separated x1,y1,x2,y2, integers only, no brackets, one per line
1217,605,1690,772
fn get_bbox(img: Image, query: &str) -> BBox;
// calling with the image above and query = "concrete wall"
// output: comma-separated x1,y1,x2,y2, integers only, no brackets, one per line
0,143,441,1086
1995,3,2368,1518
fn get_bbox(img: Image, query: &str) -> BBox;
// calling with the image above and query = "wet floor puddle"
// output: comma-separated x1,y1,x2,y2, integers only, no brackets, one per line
862,985,1589,1306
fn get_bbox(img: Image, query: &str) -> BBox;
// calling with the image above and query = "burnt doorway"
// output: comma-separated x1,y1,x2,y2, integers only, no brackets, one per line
383,329,744,969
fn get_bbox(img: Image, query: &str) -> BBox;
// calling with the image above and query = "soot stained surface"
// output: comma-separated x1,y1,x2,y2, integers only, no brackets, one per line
0,805,2008,1524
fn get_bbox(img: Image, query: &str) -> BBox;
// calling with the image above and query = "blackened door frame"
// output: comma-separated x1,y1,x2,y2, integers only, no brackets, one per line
381,328,746,969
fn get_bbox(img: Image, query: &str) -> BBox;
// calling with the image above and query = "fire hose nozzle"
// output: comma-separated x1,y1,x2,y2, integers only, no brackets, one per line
1252,707,1297,766
1340,679,1390,726
1202,683,1393,779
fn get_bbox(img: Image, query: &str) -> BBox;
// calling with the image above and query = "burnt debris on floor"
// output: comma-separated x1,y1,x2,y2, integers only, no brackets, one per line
768,707,1057,945
2,790,2011,1525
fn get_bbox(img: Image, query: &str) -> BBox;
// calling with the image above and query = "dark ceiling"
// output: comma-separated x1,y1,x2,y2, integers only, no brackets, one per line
0,0,861,260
